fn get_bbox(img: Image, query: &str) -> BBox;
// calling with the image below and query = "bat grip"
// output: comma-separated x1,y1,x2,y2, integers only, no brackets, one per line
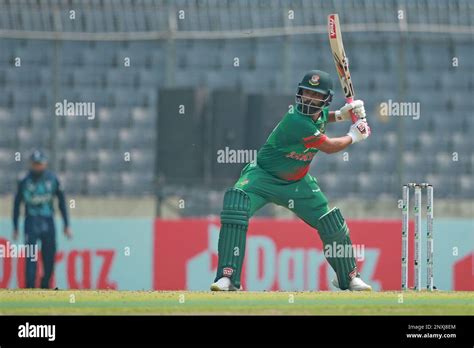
346,97,359,123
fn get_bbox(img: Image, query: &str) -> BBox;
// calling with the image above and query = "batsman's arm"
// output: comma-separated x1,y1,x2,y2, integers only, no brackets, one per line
311,135,352,154
304,119,370,153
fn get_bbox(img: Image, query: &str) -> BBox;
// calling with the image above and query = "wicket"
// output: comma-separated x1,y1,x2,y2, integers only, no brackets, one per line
401,183,434,291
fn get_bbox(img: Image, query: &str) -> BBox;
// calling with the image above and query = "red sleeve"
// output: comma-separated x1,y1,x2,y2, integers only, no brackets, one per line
302,134,328,148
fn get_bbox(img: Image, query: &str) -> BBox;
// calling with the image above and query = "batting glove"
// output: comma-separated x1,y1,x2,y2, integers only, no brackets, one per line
335,100,366,122
347,119,371,144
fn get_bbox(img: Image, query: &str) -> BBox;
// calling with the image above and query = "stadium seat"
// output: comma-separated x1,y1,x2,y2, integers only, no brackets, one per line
107,68,137,87
86,172,121,195
128,149,155,173
85,128,119,150
121,172,154,195
186,46,221,69
60,151,94,172
425,174,457,198
5,67,41,85
57,127,85,150
115,49,148,67
458,175,473,198
137,69,159,87
97,149,128,172
0,107,17,129
255,41,284,69
59,171,86,194
60,42,84,66
452,132,472,155
97,107,131,129
30,108,51,130
0,148,12,168
118,128,155,151
435,152,466,175
368,151,397,173
131,107,155,128
356,172,394,199
17,127,50,151
73,68,106,87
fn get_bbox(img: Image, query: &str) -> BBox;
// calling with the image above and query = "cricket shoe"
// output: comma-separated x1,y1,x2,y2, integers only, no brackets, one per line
332,277,372,291
210,277,242,291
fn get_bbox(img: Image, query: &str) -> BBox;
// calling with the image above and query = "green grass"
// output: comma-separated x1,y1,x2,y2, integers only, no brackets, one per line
0,290,472,315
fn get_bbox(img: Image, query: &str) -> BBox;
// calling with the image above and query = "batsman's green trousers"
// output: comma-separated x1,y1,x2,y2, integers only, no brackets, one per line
235,162,330,226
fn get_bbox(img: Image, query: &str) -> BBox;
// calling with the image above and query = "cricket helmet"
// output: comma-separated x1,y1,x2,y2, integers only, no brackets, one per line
295,70,334,115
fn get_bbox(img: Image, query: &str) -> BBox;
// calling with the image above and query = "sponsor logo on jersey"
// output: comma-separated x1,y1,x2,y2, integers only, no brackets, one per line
28,194,53,205
286,151,316,162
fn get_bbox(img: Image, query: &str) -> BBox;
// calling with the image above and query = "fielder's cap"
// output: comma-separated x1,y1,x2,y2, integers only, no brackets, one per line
30,150,48,163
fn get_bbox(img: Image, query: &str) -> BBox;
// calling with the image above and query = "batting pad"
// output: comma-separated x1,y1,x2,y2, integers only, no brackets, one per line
215,188,250,288
318,207,357,290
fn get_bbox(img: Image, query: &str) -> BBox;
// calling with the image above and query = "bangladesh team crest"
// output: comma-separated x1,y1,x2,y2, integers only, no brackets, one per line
309,74,320,86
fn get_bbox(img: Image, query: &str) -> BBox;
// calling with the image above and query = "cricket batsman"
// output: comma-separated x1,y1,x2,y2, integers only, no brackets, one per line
211,70,372,291
13,150,72,288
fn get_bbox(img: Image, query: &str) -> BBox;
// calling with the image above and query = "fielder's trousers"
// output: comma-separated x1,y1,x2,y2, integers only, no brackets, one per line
24,216,56,289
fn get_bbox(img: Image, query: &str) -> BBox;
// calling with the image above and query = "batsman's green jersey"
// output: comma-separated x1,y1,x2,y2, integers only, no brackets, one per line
235,106,330,228
257,106,329,181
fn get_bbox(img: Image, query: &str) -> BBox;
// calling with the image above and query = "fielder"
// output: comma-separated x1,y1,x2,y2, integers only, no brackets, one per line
13,150,72,288
211,70,372,291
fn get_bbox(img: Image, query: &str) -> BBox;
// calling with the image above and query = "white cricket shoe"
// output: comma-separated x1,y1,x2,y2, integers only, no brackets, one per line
210,277,242,291
332,277,372,291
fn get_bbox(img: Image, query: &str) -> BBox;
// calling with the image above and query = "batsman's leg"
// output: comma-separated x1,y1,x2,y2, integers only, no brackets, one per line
290,175,370,291
318,207,360,290
211,188,267,291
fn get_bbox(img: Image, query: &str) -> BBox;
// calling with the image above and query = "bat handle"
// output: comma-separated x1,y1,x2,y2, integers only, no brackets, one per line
346,97,359,123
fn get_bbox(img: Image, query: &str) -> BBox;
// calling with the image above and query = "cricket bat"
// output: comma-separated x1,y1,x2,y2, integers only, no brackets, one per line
328,14,361,123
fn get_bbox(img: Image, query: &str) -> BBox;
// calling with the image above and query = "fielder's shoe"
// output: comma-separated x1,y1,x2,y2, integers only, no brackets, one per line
332,277,372,291
210,277,242,291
